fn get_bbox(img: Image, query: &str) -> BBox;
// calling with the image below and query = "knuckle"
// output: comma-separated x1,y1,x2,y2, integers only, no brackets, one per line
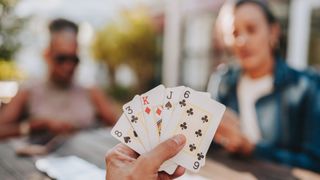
105,149,115,163
165,138,178,149
136,154,153,168
105,144,121,163
137,154,149,164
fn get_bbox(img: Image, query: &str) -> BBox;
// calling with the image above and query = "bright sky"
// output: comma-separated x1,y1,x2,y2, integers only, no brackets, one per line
15,0,156,28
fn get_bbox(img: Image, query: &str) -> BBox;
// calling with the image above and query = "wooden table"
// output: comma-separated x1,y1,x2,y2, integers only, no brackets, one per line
0,128,318,180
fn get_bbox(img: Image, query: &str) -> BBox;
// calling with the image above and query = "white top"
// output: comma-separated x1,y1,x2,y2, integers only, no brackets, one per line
237,74,273,144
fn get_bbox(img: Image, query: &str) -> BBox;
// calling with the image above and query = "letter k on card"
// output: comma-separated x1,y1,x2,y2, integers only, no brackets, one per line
140,85,165,148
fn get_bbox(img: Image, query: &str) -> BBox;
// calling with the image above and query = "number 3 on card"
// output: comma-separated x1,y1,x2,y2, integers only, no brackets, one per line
125,106,133,114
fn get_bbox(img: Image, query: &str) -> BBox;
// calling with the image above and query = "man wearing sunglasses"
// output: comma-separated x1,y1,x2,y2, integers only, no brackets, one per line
0,19,118,139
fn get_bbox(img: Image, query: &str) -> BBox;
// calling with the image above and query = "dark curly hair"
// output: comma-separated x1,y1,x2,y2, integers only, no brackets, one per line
49,18,78,34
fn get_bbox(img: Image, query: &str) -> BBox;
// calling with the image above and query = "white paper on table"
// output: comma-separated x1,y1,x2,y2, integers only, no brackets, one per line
35,156,105,180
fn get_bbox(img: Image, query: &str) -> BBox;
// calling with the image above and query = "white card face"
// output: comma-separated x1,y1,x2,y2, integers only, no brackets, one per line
159,87,211,143
140,84,166,148
170,88,226,172
200,92,211,98
123,95,151,151
111,114,146,154
160,86,186,142
163,89,211,143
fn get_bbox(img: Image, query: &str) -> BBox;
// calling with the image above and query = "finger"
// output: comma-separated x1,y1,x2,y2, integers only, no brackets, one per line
105,143,138,165
139,134,186,171
226,146,238,153
158,172,171,180
169,166,186,179
117,143,140,159
158,166,186,180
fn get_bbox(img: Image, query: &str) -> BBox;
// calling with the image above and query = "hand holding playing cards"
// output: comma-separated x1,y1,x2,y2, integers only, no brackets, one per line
106,134,186,180
111,85,226,173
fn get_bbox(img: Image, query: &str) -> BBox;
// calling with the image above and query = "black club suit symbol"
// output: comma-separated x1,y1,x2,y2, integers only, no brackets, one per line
179,99,186,107
197,153,204,160
180,122,187,130
131,115,138,123
187,108,193,116
201,115,208,123
189,144,196,152
195,129,202,137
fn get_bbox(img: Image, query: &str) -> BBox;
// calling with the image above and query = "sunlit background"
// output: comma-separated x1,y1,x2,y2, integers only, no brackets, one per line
1,0,320,102
1,0,320,178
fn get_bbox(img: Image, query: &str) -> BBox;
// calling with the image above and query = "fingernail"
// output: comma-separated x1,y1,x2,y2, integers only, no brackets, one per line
172,134,186,146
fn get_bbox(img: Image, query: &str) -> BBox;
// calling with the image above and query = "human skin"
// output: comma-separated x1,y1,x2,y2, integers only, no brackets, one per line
105,134,186,180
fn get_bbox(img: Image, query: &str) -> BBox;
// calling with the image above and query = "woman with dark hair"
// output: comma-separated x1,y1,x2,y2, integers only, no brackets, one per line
212,0,320,172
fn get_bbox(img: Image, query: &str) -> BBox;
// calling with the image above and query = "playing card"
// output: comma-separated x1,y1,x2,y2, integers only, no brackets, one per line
111,114,146,154
200,92,211,98
111,85,225,174
123,95,151,151
160,86,186,142
112,113,177,175
169,88,226,172
161,87,211,142
140,84,166,148
159,87,211,172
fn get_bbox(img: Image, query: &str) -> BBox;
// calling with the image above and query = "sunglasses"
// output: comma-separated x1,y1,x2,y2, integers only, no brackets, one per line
53,54,79,65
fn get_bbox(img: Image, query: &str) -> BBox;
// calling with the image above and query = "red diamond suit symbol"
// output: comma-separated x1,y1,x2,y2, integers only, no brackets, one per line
156,108,162,116
145,107,151,114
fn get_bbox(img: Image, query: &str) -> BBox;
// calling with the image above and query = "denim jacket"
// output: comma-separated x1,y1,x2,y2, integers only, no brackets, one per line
216,58,320,172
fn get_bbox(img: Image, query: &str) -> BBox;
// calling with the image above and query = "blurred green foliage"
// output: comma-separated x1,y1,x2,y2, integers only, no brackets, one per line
0,60,24,80
91,8,159,96
0,0,25,60
106,84,136,103
0,0,26,80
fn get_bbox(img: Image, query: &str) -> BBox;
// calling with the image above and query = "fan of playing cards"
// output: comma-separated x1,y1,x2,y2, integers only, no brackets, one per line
111,85,226,174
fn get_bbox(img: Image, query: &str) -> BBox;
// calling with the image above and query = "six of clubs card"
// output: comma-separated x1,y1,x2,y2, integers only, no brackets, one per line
111,85,226,173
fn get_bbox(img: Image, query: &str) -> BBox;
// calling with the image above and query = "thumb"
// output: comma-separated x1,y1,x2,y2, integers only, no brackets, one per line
141,134,186,171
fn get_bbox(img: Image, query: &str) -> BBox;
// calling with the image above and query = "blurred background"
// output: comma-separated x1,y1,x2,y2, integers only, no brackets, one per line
0,0,319,102
1,0,320,178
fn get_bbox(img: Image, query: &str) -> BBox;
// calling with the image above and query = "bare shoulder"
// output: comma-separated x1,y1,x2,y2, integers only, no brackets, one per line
12,88,30,103
88,86,106,98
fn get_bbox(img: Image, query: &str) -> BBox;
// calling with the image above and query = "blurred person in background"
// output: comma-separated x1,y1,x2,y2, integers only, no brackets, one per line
0,19,118,139
210,0,320,172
